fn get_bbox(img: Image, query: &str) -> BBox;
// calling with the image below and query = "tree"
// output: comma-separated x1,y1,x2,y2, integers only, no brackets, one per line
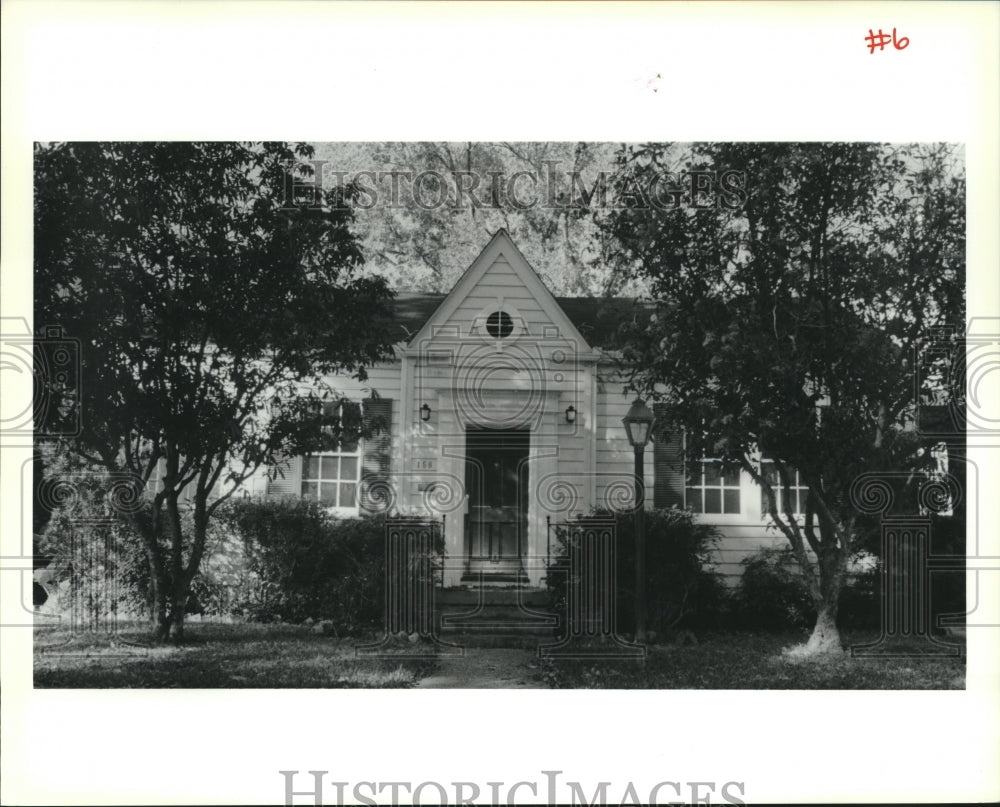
311,141,620,294
602,142,965,656
34,142,395,641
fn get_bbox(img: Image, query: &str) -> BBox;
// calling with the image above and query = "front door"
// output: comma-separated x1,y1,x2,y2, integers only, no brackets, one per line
465,428,529,576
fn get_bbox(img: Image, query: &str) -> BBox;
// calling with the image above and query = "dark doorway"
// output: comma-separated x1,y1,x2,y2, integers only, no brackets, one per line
464,428,530,577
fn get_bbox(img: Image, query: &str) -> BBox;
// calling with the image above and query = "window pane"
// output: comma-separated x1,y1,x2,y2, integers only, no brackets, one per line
723,466,740,486
703,462,721,484
685,462,701,486
340,456,358,480
724,489,740,514
686,488,703,513
339,482,357,508
340,437,358,453
320,401,338,441
319,482,337,506
302,481,318,500
704,489,722,513
303,456,320,480
320,456,337,481
761,461,778,486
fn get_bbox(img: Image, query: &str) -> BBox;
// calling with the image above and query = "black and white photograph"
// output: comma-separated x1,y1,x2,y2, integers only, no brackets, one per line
29,140,968,688
2,2,998,806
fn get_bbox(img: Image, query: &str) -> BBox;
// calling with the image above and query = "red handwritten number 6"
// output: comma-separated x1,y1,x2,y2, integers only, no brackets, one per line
865,27,910,53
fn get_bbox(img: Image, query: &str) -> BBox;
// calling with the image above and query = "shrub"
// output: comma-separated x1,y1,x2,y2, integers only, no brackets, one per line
838,563,880,630
837,550,961,634
733,548,816,630
734,548,934,632
185,526,260,619
36,489,240,622
220,499,442,633
547,508,727,637
35,477,152,620
926,513,966,629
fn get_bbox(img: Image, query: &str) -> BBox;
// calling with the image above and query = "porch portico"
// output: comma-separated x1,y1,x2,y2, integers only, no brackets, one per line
393,231,603,588
429,394,565,589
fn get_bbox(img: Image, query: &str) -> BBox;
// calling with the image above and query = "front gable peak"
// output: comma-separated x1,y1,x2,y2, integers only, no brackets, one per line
408,230,595,353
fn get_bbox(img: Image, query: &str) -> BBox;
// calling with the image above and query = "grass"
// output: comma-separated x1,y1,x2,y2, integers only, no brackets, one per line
33,622,437,688
34,624,965,689
540,630,966,689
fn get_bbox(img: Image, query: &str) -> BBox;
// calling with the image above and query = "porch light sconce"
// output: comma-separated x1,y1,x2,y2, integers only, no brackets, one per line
565,405,577,424
420,403,432,422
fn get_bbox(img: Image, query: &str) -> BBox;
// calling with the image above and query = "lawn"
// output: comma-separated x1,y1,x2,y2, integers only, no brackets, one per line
34,624,965,689
540,630,966,689
33,622,437,688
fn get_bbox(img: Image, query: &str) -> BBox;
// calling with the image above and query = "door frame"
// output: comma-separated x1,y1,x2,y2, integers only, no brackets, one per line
463,427,531,572
436,388,563,588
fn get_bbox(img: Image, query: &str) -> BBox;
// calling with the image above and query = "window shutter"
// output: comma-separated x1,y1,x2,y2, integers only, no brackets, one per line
266,453,302,497
652,405,684,509
360,397,393,513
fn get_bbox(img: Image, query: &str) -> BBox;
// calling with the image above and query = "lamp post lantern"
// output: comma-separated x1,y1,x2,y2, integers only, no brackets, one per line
622,397,655,643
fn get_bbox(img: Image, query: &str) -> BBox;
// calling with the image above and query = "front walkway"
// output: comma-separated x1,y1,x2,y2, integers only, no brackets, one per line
417,647,545,688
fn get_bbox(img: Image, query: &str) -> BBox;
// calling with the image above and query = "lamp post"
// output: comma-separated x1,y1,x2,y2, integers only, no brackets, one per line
622,398,655,643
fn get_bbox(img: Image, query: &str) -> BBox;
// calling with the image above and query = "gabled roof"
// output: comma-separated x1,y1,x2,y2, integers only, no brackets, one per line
390,291,646,350
406,229,599,351
393,229,648,352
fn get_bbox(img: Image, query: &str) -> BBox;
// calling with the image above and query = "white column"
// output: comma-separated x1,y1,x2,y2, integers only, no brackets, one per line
436,387,467,587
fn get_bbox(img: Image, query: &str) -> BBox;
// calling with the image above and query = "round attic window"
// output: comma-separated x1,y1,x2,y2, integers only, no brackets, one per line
486,310,514,338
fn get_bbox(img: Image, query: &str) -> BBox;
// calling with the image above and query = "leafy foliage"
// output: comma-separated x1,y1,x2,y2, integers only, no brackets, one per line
733,548,816,631
311,141,623,294
34,448,242,620
601,142,965,653
547,508,727,637
220,499,441,633
836,562,881,631
34,142,396,639
34,449,151,618
36,509,150,621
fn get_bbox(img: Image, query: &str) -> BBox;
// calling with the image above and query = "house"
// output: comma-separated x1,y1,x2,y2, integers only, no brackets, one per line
249,230,789,588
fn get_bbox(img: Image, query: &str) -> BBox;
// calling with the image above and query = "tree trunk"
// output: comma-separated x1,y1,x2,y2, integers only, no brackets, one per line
792,603,843,657
169,597,186,641
152,589,170,641
132,512,170,642
786,566,846,658
161,479,189,642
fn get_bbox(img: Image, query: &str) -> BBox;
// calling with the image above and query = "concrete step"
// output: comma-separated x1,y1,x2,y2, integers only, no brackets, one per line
460,573,530,586
437,587,551,607
435,633,556,649
438,602,559,634
439,622,558,637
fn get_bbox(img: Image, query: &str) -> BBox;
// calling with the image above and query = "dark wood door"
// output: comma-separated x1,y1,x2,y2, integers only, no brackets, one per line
465,428,529,571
